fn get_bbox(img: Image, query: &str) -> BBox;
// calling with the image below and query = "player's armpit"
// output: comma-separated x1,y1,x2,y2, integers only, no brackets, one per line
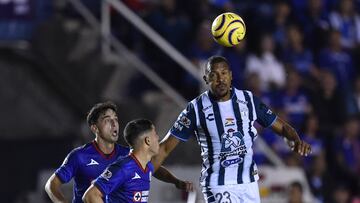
82,184,104,203
44,174,68,203
152,134,180,171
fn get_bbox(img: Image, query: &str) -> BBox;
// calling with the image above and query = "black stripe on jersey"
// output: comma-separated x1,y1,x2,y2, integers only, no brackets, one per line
250,160,255,182
232,93,245,184
204,188,216,203
210,100,226,185
244,91,255,143
197,96,214,187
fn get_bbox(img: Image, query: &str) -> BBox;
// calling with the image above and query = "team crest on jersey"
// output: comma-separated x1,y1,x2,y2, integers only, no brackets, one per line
224,118,235,127
133,191,149,202
178,114,191,128
220,129,247,167
101,169,112,181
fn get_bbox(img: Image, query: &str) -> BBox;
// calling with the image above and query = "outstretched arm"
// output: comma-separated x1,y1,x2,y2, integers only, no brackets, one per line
152,134,180,171
44,174,68,203
271,117,312,156
154,166,194,192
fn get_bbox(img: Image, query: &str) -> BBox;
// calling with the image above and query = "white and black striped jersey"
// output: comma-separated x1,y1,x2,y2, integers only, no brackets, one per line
168,88,277,187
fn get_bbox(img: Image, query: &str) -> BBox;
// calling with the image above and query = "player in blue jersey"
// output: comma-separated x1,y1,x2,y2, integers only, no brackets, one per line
83,119,161,202
45,102,192,203
152,56,312,203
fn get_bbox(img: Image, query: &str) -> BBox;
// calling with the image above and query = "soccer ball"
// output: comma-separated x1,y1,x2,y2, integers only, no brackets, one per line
211,12,246,47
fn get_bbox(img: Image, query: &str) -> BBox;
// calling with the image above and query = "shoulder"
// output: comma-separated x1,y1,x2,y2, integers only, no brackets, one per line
115,144,131,156
66,143,91,158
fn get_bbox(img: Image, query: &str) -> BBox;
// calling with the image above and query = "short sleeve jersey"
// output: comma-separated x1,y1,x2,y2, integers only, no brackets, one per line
55,141,130,203
168,88,276,187
94,154,153,203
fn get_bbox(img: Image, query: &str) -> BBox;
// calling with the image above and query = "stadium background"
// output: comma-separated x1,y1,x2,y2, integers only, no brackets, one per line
1,0,360,202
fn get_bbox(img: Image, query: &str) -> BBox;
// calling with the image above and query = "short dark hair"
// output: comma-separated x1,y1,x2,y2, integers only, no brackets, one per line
205,56,229,74
86,101,117,126
124,119,154,147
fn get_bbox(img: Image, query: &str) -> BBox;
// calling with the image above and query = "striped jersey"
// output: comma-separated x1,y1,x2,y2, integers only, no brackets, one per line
94,154,153,203
169,88,276,187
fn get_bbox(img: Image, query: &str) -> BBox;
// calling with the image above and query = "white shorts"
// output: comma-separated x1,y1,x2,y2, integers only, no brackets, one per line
202,181,260,203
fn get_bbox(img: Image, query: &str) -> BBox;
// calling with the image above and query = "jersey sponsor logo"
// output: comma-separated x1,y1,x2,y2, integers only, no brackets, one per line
266,109,273,115
132,172,141,180
224,118,235,127
237,99,248,105
220,129,247,167
86,159,99,166
174,122,183,131
202,105,212,113
179,114,191,128
100,169,112,181
206,113,214,121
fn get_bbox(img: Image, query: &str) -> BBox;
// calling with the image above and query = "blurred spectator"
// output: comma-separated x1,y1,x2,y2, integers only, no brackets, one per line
146,0,191,52
245,33,286,91
331,184,351,203
329,0,360,50
283,24,319,82
334,116,360,175
310,70,346,138
222,40,247,89
288,181,304,203
300,114,324,167
272,0,292,51
346,75,360,116
184,20,221,99
296,0,330,53
318,29,354,90
274,70,312,130
306,153,333,203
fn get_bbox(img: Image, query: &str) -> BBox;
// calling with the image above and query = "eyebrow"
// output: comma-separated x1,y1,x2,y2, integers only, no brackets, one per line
99,115,118,120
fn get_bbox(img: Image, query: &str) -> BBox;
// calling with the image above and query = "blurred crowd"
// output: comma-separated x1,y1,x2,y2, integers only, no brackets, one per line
1,0,360,202
117,0,360,202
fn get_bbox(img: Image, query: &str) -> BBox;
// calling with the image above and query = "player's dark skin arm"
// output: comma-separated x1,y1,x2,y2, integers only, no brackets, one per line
154,166,194,192
45,174,69,203
152,135,180,171
271,117,312,156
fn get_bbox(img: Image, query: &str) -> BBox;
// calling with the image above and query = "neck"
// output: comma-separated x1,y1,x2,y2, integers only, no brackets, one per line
210,89,231,102
95,138,115,154
132,149,152,170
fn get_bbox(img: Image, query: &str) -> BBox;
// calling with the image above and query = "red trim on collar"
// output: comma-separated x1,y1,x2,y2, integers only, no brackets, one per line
130,153,148,173
92,140,116,160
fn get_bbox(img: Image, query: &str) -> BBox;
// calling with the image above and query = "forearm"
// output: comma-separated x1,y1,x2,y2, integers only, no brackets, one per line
280,123,300,142
272,118,300,141
154,166,180,185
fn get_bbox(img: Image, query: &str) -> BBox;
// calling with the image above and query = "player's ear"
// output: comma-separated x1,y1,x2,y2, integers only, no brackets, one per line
203,75,208,84
90,125,98,134
145,136,150,146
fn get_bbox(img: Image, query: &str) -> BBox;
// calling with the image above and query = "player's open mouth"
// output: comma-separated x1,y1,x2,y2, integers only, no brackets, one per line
112,131,118,137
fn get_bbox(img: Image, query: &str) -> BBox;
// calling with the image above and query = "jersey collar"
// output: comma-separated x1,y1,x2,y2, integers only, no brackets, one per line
207,87,235,102
130,153,149,173
92,140,116,160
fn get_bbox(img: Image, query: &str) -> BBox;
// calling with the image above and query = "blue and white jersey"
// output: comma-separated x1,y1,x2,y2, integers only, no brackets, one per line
94,154,153,203
169,88,276,187
55,141,130,203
